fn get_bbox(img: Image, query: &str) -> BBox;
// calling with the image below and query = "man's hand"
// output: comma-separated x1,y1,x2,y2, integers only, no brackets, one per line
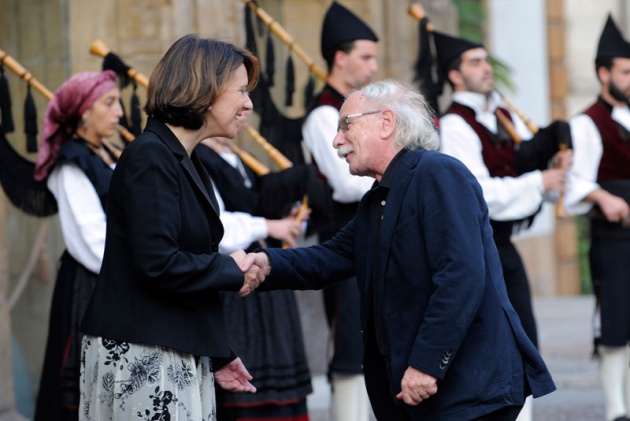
242,252,271,277
395,366,438,405
541,168,567,193
590,189,630,224
214,357,256,393
230,250,265,297
551,148,573,171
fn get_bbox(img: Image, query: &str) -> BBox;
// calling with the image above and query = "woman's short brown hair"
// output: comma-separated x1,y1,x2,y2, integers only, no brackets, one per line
145,34,259,130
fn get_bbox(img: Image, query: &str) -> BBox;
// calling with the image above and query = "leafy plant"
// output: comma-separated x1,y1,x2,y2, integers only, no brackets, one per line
453,0,515,93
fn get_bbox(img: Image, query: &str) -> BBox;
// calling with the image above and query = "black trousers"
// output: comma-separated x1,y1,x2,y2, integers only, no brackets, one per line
497,242,539,348
363,341,409,420
471,405,524,421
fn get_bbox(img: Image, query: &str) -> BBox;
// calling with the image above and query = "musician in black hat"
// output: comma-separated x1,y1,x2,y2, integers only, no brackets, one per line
565,14,630,421
301,2,378,420
435,30,572,421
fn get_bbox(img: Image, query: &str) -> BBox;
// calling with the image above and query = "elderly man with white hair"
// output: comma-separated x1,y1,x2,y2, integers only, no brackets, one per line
242,80,556,420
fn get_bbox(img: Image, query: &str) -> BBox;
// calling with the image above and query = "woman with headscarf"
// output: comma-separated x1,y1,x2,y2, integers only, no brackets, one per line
33,70,123,421
79,35,262,420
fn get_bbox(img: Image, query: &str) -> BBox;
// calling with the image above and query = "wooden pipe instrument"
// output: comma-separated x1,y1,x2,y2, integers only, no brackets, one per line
0,48,126,158
407,3,528,144
89,39,150,88
88,39,292,172
407,3,569,217
242,0,327,83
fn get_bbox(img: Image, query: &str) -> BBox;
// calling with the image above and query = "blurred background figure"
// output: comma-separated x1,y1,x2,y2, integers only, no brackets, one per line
32,70,122,421
197,136,314,421
302,3,378,419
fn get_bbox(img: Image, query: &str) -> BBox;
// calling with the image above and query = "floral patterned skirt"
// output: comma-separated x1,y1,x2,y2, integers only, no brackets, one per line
79,335,216,421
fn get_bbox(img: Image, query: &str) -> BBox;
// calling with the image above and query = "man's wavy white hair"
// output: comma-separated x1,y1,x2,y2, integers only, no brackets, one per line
349,80,440,151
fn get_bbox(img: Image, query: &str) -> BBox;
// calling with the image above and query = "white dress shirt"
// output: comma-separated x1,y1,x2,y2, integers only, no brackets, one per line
210,150,268,254
47,163,109,274
565,104,630,215
440,91,545,221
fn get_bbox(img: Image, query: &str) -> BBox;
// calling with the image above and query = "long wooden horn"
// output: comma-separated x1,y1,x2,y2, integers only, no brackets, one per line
0,48,127,156
89,38,292,170
242,0,326,83
407,3,536,140
497,92,539,134
407,4,568,217
228,142,271,176
408,3,434,31
89,39,150,88
0,48,54,100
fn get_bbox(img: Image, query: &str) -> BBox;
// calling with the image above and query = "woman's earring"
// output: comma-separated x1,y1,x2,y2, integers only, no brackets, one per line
208,106,212,111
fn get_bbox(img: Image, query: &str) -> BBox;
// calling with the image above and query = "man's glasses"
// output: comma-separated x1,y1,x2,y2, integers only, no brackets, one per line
337,110,381,132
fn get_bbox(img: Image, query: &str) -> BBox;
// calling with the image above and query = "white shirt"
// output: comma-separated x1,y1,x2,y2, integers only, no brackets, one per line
47,163,109,274
565,104,630,215
440,91,545,221
302,105,373,203
210,150,268,254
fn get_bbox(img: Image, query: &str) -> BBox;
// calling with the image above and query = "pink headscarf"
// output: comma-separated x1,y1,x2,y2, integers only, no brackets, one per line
34,70,118,181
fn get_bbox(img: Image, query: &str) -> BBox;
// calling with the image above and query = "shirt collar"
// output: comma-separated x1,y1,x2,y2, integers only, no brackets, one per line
597,96,630,130
452,90,502,114
378,148,408,189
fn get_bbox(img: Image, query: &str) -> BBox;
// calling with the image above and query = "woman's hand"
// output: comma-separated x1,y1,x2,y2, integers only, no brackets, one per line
214,357,256,393
231,249,265,297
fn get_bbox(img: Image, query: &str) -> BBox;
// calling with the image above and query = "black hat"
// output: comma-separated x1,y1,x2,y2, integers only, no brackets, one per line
596,14,630,61
320,1,378,62
433,31,484,76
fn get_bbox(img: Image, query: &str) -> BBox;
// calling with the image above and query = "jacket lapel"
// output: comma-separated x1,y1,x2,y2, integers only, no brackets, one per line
145,118,220,217
376,150,421,284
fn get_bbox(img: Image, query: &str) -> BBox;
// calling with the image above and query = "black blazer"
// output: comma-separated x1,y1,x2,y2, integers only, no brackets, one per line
81,118,245,358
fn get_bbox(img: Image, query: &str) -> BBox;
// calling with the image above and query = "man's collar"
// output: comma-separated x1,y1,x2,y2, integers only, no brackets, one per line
452,91,502,113
379,148,408,189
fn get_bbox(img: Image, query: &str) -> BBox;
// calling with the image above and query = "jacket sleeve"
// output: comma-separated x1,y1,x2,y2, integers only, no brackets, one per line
120,139,245,296
261,218,357,291
406,155,487,379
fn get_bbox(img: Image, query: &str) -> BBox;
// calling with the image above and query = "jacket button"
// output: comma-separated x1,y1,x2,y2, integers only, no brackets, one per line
439,363,446,369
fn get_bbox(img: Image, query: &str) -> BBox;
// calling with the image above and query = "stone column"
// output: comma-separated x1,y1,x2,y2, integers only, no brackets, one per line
0,190,24,420
548,0,581,295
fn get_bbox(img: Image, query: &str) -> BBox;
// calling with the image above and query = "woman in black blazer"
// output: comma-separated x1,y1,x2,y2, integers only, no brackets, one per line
79,34,262,420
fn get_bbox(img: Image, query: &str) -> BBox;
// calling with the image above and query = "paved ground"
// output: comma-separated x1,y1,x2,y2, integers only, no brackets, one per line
5,294,604,420
531,295,604,420
306,295,605,421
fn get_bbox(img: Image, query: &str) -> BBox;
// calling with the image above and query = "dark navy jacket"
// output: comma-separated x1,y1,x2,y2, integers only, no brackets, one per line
263,148,555,419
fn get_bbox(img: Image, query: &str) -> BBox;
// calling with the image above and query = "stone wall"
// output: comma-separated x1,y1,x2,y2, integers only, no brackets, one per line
0,1,427,412
2,0,587,416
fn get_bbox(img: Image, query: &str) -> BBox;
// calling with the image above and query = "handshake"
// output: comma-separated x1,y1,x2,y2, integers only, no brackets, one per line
230,250,271,297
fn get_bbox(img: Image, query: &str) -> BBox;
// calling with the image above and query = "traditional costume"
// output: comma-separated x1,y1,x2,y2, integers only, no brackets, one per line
196,142,313,421
301,2,377,420
436,31,570,421
33,71,117,421
565,15,630,421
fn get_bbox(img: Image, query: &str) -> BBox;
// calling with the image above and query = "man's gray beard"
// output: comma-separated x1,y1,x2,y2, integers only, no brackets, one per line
337,146,353,159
